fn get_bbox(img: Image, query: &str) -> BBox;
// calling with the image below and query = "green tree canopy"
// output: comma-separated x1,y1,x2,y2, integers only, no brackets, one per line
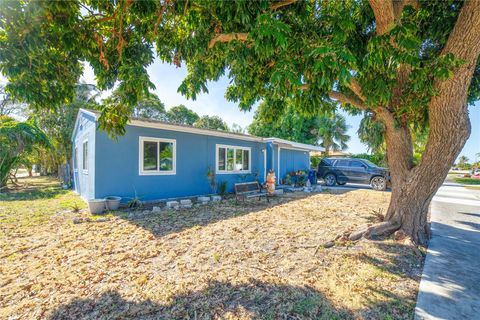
194,115,229,131
230,123,245,134
165,105,199,125
31,83,99,175
132,93,165,120
248,101,319,145
0,116,50,188
2,0,480,244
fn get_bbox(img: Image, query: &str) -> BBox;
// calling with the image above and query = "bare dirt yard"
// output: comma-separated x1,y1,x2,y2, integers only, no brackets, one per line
0,177,424,319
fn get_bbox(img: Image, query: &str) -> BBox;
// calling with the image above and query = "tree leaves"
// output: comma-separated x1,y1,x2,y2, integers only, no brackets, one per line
0,0,479,137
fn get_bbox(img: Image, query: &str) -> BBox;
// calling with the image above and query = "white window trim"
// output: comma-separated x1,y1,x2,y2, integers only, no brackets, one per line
82,139,88,174
73,146,78,173
139,136,176,176
216,144,252,174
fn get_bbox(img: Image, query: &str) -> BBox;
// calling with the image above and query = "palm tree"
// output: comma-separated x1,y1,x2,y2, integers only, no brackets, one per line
317,113,350,153
357,113,385,154
0,116,50,189
457,155,469,169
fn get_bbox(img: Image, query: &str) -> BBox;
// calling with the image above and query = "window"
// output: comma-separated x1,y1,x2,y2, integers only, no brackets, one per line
139,137,176,175
320,158,332,166
349,161,366,168
216,144,251,173
335,159,349,167
74,147,78,171
82,141,88,173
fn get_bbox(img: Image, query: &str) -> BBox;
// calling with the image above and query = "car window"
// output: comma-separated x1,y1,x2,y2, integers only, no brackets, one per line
320,159,332,166
349,161,366,168
362,159,377,167
335,159,349,167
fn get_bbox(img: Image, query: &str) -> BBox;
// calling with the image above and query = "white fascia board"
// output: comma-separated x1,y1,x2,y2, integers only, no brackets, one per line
71,109,98,142
129,119,264,142
263,137,324,152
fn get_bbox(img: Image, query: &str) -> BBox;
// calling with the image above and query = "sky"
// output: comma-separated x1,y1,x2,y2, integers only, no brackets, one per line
3,56,479,162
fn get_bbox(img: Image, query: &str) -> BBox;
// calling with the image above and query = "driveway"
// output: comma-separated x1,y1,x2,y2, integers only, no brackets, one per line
415,185,480,320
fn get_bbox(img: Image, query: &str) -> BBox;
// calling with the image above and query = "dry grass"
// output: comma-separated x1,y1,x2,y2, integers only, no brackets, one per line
0,177,423,319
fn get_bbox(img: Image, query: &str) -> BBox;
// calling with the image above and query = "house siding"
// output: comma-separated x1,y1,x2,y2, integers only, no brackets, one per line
72,112,96,200
94,124,266,201
278,148,310,180
265,142,278,176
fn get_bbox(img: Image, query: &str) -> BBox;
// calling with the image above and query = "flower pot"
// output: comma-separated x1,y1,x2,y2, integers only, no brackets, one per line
88,199,106,214
104,196,122,210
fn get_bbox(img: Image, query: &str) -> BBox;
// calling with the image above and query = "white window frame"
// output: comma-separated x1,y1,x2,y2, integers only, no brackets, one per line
216,144,251,174
73,146,78,172
82,139,88,174
139,136,176,175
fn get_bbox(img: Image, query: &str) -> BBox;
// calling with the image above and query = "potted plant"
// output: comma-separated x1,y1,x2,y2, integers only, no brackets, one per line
88,199,106,214
284,174,293,186
105,196,122,210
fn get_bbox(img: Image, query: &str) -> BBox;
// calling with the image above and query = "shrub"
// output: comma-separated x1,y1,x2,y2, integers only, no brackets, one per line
218,180,228,196
454,178,480,185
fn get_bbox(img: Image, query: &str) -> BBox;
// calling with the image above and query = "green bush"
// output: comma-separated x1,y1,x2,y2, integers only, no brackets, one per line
454,178,480,185
310,155,321,168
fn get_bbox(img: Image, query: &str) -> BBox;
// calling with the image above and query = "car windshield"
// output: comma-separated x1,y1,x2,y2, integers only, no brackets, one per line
361,159,378,167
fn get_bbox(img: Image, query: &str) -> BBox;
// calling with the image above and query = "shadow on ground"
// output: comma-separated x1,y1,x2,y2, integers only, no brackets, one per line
358,241,424,280
0,176,68,201
415,221,480,319
48,278,411,320
110,189,355,239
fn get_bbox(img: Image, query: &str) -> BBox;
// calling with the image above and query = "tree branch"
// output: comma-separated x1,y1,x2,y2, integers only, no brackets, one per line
208,1,297,48
369,0,395,35
329,91,367,110
348,79,366,102
299,82,367,110
270,0,298,10
208,32,249,48
393,0,419,22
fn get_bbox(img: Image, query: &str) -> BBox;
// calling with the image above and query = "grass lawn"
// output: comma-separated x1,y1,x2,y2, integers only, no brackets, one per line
454,177,480,185
0,177,424,319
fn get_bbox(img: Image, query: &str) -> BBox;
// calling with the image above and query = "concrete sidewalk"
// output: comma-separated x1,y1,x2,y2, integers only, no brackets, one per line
415,185,480,320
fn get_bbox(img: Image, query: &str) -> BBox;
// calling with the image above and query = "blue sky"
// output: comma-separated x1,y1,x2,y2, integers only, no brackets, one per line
84,58,479,162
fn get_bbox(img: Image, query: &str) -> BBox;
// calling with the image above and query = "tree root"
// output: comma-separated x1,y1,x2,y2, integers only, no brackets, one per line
309,221,402,253
348,221,401,241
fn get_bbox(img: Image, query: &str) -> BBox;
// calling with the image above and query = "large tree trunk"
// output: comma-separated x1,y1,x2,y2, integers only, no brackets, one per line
357,0,480,246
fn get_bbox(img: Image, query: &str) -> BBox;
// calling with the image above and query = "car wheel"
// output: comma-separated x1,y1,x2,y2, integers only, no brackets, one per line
371,176,387,191
324,173,337,186
337,181,347,185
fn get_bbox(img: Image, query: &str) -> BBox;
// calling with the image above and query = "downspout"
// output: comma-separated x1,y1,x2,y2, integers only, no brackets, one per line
262,149,267,182
278,146,281,185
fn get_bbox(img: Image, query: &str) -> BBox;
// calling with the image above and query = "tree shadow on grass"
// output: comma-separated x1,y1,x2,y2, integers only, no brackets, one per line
111,192,334,239
48,278,409,320
357,241,424,280
0,176,68,201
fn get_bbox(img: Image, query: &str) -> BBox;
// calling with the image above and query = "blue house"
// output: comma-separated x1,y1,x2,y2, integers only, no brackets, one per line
72,109,323,201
